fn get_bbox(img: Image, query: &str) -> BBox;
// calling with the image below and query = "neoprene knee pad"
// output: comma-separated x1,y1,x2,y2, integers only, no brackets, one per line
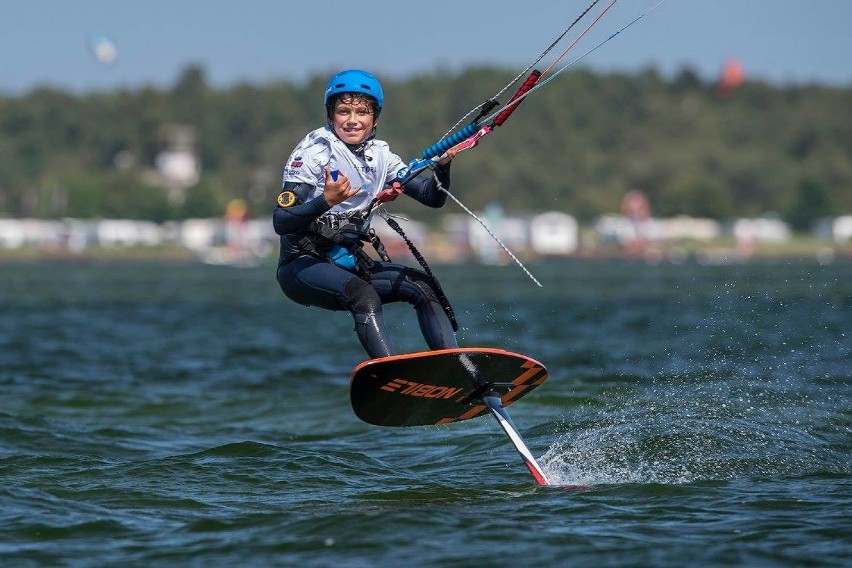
403,269,440,303
344,276,382,314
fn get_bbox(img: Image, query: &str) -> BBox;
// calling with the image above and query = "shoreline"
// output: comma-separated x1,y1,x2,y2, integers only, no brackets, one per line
2,239,850,266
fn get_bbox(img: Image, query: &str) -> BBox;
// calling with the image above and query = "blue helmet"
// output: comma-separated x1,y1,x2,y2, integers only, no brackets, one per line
324,69,383,110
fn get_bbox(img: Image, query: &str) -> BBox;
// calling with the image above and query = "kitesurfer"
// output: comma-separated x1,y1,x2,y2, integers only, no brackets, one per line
273,69,459,359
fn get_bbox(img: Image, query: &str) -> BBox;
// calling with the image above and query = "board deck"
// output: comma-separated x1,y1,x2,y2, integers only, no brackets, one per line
350,347,548,427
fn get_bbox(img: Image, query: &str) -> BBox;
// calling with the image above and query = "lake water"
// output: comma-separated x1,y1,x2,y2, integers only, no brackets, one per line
1,259,849,566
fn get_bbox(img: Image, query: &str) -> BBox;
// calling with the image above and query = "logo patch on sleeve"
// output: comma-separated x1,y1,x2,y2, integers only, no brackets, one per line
277,191,297,208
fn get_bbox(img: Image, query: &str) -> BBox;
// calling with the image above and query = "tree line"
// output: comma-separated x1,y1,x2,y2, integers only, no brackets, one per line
0,65,849,231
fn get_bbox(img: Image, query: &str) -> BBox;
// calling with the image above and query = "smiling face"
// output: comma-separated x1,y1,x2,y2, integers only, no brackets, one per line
329,93,379,146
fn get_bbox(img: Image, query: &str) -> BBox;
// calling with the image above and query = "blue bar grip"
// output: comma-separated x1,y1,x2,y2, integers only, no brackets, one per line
421,122,479,160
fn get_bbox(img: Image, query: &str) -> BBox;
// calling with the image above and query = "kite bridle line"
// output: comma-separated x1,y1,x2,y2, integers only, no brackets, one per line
368,0,669,285
471,0,669,135
437,0,606,141
423,0,622,166
388,0,672,187
428,0,669,168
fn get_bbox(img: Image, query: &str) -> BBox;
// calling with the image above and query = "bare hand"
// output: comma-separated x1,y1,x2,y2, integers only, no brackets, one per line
437,147,458,166
323,167,360,206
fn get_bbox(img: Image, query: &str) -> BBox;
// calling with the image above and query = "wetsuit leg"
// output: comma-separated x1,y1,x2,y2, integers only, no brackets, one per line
367,262,458,351
277,256,394,358
344,278,395,358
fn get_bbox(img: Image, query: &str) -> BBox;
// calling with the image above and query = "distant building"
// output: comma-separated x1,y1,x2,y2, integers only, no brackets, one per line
468,204,529,264
153,124,200,203
529,211,578,255
595,214,661,244
656,216,721,241
97,220,162,247
597,215,722,244
815,215,852,244
175,218,222,251
0,218,65,250
732,217,791,242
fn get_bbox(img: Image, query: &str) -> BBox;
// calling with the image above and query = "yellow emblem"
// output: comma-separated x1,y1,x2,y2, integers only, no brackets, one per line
277,191,296,208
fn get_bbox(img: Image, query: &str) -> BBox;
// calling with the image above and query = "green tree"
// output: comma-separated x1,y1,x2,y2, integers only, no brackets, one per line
1,64,850,224
786,177,834,232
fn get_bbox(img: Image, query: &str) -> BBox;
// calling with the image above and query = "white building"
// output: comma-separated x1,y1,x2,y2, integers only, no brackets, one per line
815,215,852,244
595,214,720,244
97,220,162,247
529,211,578,255
732,217,791,242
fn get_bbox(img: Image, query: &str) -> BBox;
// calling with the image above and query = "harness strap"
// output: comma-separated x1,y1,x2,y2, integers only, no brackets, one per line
383,216,459,332
298,227,374,281
301,213,458,332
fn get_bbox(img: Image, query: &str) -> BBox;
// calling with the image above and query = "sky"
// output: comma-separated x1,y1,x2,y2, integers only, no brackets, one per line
1,0,851,95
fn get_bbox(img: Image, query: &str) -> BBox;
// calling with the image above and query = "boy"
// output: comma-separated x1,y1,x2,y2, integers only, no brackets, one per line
273,69,458,359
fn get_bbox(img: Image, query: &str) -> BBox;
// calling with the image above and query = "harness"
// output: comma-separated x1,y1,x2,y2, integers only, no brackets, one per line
297,208,458,332
297,210,381,281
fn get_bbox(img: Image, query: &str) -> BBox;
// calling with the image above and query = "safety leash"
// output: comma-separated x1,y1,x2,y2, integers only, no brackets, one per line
380,213,459,332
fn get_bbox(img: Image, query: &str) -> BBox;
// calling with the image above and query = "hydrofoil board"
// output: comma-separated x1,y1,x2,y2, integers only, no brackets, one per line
350,347,547,427
350,347,552,485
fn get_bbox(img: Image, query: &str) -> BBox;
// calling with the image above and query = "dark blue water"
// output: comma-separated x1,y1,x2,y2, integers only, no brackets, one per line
1,260,849,566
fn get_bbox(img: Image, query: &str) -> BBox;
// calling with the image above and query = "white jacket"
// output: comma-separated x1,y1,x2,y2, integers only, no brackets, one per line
281,126,407,215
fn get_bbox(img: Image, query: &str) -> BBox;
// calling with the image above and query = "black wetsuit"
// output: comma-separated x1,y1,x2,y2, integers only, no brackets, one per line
273,163,458,359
